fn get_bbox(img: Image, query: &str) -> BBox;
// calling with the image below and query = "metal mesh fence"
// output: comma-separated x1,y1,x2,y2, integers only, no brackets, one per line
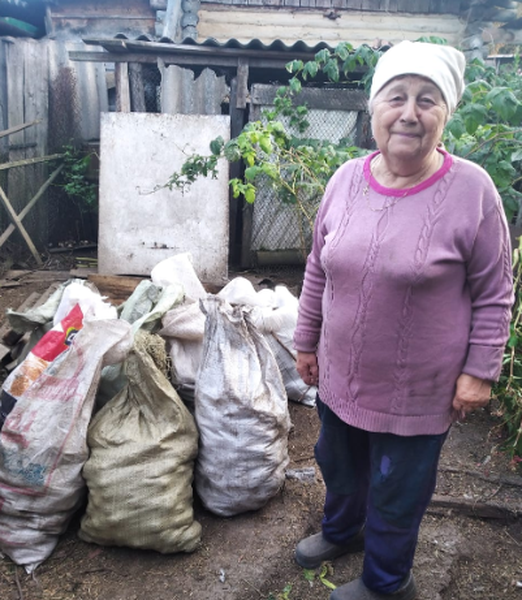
250,107,359,259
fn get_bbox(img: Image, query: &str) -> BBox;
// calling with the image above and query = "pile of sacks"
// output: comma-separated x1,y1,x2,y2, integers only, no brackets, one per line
0,253,315,573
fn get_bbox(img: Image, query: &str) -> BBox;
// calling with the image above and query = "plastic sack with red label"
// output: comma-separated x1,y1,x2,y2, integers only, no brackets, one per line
0,304,84,430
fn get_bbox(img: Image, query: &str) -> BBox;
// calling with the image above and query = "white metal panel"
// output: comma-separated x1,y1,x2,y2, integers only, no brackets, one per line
98,112,230,283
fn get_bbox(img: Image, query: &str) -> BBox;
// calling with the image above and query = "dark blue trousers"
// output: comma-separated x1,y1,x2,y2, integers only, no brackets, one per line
314,398,447,594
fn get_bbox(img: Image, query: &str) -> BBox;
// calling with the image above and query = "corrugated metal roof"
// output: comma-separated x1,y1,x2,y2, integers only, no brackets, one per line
106,33,337,54
174,36,336,53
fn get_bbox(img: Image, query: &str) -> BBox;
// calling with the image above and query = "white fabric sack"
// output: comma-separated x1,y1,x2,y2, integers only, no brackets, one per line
219,278,316,406
80,331,201,554
151,252,206,301
158,301,206,410
0,319,133,572
53,280,117,326
217,276,272,308
195,296,291,517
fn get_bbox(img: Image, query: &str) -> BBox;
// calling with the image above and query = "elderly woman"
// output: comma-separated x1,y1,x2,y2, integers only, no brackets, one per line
293,41,514,600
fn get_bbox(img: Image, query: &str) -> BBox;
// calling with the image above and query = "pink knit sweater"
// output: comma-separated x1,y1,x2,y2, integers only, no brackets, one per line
294,150,513,436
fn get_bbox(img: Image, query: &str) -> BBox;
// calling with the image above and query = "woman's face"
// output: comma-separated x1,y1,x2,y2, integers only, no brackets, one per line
370,75,448,164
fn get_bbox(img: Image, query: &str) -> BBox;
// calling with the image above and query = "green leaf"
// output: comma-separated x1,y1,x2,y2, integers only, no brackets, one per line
244,185,256,204
445,115,466,139
289,77,302,94
286,59,304,73
334,42,352,61
314,48,331,64
324,59,340,82
303,60,319,79
209,136,224,156
485,87,520,121
258,135,273,154
224,140,241,162
460,103,488,135
303,569,315,582
244,165,261,181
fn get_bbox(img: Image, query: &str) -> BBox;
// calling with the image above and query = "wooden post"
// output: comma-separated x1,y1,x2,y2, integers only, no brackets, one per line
115,62,131,112
129,62,146,112
228,75,251,269
236,57,249,110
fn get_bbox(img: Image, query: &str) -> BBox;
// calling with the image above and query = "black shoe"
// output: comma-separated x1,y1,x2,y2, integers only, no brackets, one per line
330,572,417,600
295,528,365,569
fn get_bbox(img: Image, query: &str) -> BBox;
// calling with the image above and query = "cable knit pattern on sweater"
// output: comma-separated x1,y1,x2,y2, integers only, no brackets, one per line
294,150,513,436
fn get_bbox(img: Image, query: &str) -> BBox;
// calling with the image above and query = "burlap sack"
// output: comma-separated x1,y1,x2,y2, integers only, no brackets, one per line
79,331,201,553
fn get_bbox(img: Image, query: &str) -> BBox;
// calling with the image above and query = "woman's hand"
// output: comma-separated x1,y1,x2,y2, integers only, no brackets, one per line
296,351,319,387
452,373,492,418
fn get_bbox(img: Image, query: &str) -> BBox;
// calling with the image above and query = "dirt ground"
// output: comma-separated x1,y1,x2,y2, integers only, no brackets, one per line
0,261,522,600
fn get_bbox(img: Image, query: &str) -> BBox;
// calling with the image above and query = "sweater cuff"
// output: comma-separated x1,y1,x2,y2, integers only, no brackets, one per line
293,331,319,354
462,344,506,382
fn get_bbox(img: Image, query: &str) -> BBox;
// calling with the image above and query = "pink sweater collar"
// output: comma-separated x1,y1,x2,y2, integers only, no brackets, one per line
363,149,453,198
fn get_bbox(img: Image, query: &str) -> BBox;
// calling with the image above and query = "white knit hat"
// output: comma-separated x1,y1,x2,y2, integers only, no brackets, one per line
369,41,466,117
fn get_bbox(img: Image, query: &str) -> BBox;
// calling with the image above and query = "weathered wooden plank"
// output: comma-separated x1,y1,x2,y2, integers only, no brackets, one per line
345,0,364,8
382,0,399,11
366,0,384,10
429,0,458,13
197,7,463,46
6,41,26,220
115,62,131,112
415,0,432,13
398,0,419,12
129,62,147,112
87,274,143,305
23,39,49,249
236,58,249,110
0,42,9,233
3,269,71,283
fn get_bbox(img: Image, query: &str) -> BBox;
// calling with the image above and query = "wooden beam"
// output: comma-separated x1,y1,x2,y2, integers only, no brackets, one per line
0,185,42,265
0,120,40,140
0,164,63,249
250,85,368,111
69,51,158,63
115,62,131,112
0,153,63,171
